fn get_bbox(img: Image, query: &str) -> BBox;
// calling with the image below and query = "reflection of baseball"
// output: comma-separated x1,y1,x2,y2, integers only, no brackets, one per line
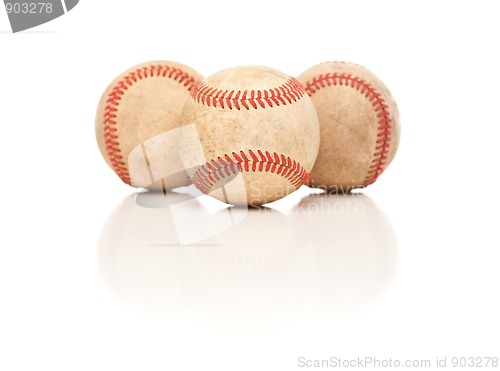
295,194,398,313
95,61,203,191
97,195,311,327
180,66,320,206
298,62,401,192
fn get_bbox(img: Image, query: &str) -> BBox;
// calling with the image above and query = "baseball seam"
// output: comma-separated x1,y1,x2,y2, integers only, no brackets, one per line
304,72,392,185
190,77,305,110
192,150,310,194
103,64,198,185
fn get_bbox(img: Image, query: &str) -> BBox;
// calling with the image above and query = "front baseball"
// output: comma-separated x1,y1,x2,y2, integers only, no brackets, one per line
298,62,401,192
180,66,320,206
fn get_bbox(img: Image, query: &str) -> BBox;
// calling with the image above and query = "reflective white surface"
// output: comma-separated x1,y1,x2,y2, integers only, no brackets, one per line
98,190,397,327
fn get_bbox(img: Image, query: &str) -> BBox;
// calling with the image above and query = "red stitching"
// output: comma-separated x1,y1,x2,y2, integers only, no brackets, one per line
103,64,198,185
304,73,393,185
190,77,305,110
191,150,310,194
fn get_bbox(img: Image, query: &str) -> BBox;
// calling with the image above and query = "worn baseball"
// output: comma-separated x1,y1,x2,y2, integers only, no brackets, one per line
180,65,320,206
298,62,401,192
96,61,203,191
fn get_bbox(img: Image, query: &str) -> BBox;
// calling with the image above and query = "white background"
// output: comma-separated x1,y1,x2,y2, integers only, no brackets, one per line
1,1,499,370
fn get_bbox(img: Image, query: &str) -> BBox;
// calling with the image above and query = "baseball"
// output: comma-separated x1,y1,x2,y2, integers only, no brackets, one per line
180,65,320,206
298,62,401,192
95,60,203,191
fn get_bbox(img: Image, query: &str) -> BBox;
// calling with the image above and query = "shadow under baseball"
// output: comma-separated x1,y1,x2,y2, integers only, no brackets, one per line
97,189,398,330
